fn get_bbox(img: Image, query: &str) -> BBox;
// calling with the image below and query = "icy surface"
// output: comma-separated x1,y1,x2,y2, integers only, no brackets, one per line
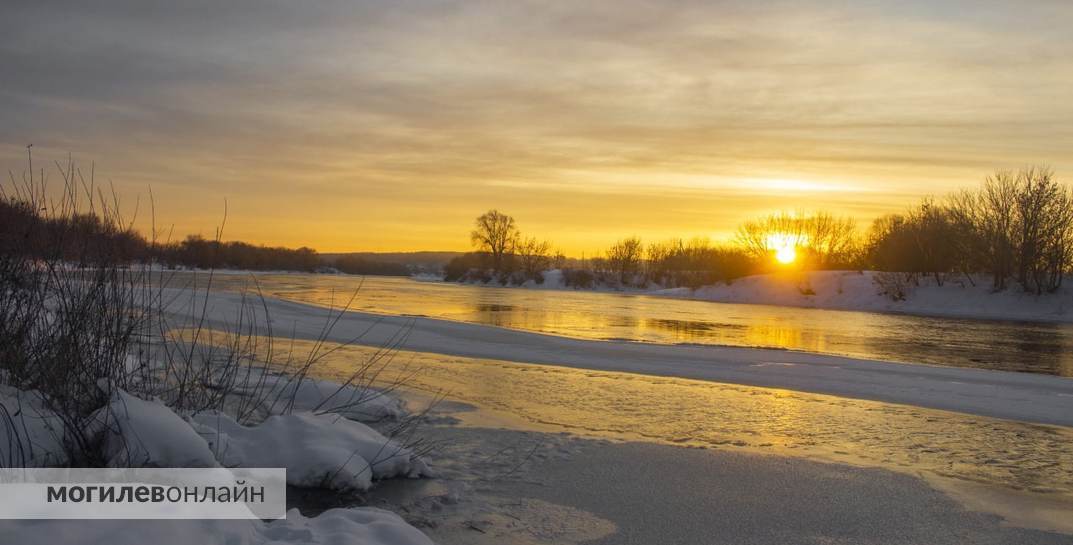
232,372,407,422
0,507,434,545
167,288,1073,427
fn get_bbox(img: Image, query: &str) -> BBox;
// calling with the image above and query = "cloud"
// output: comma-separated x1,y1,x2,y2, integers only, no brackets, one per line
2,0,1072,252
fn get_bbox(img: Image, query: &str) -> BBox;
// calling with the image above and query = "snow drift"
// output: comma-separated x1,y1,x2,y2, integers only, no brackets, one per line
192,411,429,492
660,270,1073,322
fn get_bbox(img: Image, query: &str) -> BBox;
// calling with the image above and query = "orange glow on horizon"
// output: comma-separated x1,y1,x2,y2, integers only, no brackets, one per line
767,233,803,265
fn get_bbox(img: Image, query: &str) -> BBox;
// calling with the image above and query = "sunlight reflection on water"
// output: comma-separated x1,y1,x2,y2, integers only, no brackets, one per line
218,334,1073,500
170,273,1073,376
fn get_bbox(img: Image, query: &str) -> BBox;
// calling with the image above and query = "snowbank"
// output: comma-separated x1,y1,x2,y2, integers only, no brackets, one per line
0,386,67,467
661,270,1073,322
0,507,434,545
88,385,426,492
93,390,219,468
192,411,429,492
0,383,434,544
443,267,1073,322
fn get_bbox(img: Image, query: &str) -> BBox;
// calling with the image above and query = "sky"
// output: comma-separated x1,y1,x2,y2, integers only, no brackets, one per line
2,0,1072,255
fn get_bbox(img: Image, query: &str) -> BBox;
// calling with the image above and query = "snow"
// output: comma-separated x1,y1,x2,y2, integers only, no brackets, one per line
92,389,220,468
447,268,1073,322
86,385,427,491
165,288,1073,427
191,411,429,492
659,270,1073,323
0,386,67,467
0,383,434,544
0,507,434,545
232,373,407,422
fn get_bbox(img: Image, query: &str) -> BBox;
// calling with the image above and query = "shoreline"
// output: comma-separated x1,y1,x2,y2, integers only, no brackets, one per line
434,270,1073,325
166,268,1073,325
165,288,1073,428
366,383,1073,542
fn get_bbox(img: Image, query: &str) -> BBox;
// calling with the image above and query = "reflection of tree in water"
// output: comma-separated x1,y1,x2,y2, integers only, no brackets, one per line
644,318,745,341
858,317,1073,376
475,304,516,313
182,272,1073,378
1007,325,1071,375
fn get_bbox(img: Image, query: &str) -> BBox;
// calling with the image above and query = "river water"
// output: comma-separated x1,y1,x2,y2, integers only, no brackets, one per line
170,272,1073,377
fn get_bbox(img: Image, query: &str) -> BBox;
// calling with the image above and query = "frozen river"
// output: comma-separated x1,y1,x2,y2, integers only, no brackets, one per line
169,272,1073,377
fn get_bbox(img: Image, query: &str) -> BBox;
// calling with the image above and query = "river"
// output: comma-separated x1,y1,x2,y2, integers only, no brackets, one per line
167,272,1073,377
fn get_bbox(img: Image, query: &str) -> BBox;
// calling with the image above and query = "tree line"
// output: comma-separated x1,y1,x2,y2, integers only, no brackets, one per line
448,166,1073,294
0,200,408,275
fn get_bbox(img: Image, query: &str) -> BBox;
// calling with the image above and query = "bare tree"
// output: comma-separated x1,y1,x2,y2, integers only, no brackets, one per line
517,236,552,283
735,212,857,268
1014,167,1073,293
944,167,1073,293
470,210,519,274
606,236,644,286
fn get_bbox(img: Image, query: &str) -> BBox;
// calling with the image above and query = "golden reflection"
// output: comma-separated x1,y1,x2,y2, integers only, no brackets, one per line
183,329,1073,502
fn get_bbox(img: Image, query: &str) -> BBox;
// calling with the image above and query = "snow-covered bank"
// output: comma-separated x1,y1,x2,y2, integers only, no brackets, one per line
658,270,1073,323
169,289,1073,428
0,379,433,545
444,269,1073,323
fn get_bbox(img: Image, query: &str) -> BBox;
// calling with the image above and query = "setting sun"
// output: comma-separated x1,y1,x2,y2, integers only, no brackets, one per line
3,3,1073,544
774,245,796,265
766,233,801,265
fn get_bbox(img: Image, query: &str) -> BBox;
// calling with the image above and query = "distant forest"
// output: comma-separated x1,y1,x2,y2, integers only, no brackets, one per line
0,196,416,276
450,166,1073,298
7,158,1073,296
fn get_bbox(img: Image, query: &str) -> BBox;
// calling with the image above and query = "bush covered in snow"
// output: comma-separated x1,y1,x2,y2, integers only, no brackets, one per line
0,156,435,544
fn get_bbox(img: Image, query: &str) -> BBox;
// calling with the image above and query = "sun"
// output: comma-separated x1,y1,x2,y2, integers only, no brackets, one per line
766,233,800,265
774,244,796,264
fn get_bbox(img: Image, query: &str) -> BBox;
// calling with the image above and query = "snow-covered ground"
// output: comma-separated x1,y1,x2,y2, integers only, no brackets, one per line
447,269,1073,323
1,378,434,545
659,270,1073,323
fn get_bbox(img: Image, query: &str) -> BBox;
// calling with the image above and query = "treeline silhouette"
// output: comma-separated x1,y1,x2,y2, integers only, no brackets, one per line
0,200,408,275
449,166,1073,295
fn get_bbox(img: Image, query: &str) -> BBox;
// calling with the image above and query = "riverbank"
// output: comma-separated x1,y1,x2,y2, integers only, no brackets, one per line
661,270,1073,323
275,356,1073,543
152,291,1073,543
445,269,1073,324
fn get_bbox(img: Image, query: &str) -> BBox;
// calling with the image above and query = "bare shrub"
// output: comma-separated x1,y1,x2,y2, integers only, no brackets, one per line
646,238,755,288
516,237,552,284
1,153,426,471
561,268,595,289
605,236,644,287
873,272,916,301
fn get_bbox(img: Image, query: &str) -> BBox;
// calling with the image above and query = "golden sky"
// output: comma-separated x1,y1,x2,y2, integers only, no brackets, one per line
3,1,1072,255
